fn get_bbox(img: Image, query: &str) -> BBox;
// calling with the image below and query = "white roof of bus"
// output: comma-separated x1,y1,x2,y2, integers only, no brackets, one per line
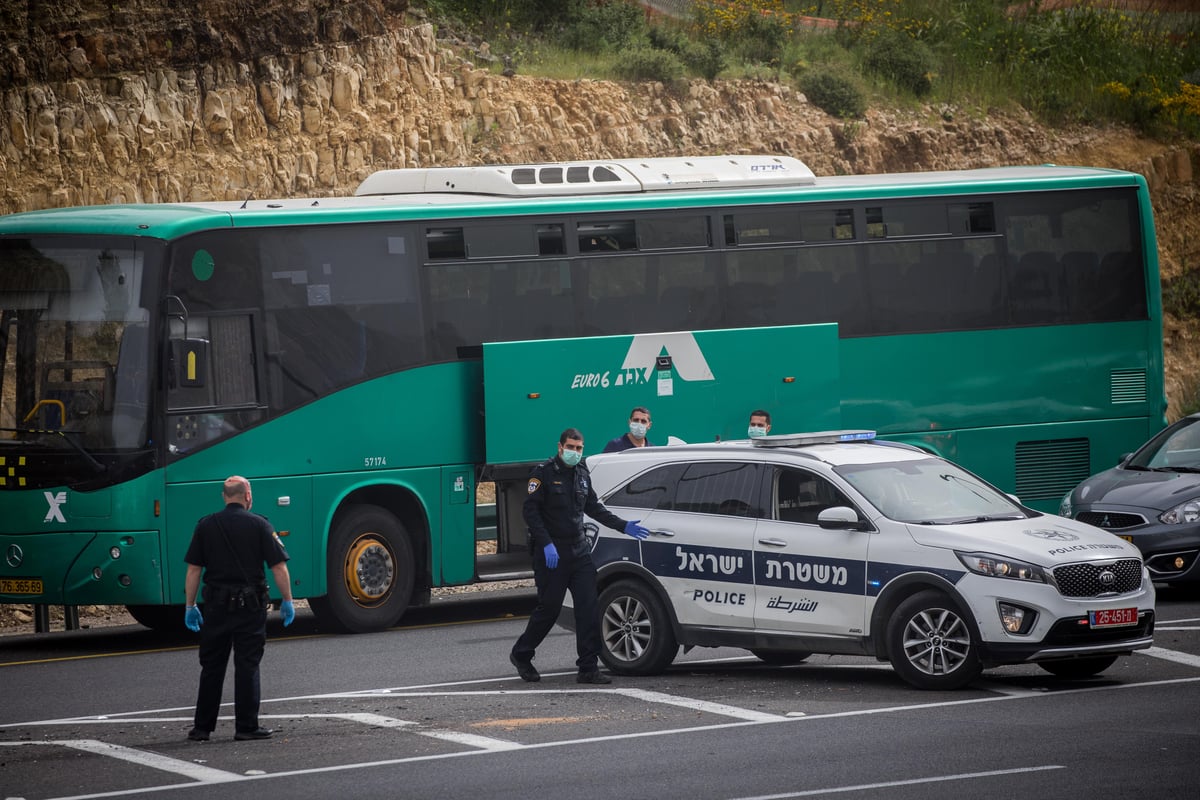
164,159,1132,215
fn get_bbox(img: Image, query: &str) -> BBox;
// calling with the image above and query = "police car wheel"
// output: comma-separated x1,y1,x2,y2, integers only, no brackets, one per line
749,648,811,665
1037,655,1119,679
310,504,415,634
598,579,678,675
885,590,982,690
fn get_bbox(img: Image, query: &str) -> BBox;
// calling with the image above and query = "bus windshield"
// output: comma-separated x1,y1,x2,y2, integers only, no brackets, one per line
0,237,159,487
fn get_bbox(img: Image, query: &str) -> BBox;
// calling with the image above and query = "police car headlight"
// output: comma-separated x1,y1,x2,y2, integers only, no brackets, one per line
1159,497,1200,525
956,552,1047,583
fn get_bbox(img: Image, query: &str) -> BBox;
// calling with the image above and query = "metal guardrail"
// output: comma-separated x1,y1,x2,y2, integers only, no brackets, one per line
476,502,498,541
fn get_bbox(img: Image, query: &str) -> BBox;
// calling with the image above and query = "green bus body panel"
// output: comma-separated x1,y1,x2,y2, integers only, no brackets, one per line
483,325,841,463
0,471,165,605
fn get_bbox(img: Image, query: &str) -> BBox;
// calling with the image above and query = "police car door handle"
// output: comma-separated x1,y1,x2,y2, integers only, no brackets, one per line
758,537,788,547
651,529,675,537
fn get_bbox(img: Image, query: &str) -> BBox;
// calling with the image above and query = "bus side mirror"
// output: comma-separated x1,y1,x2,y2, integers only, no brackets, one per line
170,338,209,388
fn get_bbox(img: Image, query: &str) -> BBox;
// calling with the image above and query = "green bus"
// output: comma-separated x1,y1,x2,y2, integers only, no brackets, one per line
0,155,1164,633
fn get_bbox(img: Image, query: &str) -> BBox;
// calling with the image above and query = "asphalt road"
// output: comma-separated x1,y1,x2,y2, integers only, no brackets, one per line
1,585,1198,800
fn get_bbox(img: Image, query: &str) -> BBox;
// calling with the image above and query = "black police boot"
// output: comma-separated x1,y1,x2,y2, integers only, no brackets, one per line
509,651,541,682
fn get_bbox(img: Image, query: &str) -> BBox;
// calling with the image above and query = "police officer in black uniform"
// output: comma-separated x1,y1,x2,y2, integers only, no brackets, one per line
509,428,649,684
183,475,294,742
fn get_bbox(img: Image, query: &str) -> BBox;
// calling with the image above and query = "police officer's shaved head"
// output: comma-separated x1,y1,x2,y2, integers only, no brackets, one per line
222,476,251,501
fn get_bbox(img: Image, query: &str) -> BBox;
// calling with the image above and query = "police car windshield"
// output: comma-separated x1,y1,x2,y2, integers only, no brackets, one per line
835,458,1027,524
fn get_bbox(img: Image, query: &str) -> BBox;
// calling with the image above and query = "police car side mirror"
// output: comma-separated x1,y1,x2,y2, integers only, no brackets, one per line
817,506,868,531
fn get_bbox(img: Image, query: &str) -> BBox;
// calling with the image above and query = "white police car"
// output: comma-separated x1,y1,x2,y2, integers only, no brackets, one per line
567,431,1155,690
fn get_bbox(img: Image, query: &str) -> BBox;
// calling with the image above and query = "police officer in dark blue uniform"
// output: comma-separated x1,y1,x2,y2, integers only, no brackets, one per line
183,475,295,742
510,428,650,684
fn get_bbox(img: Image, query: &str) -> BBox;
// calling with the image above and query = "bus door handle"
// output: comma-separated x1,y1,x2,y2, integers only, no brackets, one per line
758,538,788,548
651,529,675,538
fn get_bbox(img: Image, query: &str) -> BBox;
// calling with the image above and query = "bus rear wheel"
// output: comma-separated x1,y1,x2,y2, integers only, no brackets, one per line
310,504,414,634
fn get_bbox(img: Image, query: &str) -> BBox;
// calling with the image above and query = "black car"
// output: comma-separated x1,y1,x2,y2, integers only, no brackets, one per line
1062,414,1200,586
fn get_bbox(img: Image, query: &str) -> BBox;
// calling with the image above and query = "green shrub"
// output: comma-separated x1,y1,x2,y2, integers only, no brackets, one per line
1163,270,1200,320
798,69,866,119
650,25,726,80
862,29,935,97
560,0,647,54
614,46,686,84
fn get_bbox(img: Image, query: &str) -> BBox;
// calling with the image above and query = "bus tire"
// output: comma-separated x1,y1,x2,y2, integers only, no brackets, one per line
310,504,414,634
126,603,187,632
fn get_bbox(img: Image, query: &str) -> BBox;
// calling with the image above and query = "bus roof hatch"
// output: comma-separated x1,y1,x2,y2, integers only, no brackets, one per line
354,155,816,197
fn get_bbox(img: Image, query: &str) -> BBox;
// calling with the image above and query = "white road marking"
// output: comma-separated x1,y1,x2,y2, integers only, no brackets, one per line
6,677,1199,800
724,764,1066,799
0,739,240,783
614,687,787,721
1142,646,1200,669
311,712,523,751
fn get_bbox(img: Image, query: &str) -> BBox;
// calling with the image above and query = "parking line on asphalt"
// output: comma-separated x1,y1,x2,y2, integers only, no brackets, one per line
723,764,1066,799
1142,646,1200,669
308,712,524,751
0,738,241,783
615,687,788,721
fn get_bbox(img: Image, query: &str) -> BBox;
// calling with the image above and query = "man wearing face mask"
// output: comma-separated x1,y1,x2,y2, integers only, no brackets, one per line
510,428,651,684
748,409,772,439
601,406,653,452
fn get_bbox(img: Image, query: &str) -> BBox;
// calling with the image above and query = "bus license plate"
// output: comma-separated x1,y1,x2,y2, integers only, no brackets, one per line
0,578,44,595
1089,608,1137,628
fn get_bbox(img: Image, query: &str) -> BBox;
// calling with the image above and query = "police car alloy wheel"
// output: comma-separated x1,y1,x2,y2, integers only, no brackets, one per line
885,590,982,690
598,579,679,675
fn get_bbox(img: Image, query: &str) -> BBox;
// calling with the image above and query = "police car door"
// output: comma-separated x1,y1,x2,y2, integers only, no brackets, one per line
636,461,760,630
754,465,871,638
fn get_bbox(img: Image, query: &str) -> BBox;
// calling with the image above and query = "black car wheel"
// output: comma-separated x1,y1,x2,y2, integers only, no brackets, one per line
886,590,982,690
598,579,678,675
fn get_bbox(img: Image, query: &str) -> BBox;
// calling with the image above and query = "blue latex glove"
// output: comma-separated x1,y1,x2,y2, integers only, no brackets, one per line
280,600,295,627
184,605,203,632
624,520,650,540
543,542,559,569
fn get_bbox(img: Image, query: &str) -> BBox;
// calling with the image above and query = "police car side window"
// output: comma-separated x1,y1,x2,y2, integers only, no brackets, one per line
606,463,687,510
776,467,854,525
675,462,765,518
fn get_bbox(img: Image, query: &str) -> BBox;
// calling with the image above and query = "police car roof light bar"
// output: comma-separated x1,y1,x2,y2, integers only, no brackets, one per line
751,430,877,448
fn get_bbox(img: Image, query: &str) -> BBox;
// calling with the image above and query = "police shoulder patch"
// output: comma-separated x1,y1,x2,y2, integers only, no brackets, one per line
527,478,541,494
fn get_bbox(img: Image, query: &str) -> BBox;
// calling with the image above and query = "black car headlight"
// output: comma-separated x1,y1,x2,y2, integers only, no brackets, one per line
956,551,1048,583
1159,497,1200,525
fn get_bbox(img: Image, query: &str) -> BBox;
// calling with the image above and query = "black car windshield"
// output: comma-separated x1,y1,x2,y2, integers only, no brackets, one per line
835,457,1028,524
1130,416,1200,471
1,237,158,485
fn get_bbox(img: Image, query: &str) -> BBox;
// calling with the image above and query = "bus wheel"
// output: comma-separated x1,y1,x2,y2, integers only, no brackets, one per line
598,580,678,675
885,590,982,690
311,505,414,634
126,604,187,632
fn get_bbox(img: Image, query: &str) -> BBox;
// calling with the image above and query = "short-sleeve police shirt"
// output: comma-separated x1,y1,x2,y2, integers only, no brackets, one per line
184,503,289,586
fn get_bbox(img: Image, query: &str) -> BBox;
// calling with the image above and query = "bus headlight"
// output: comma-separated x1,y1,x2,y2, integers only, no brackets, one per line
957,552,1047,583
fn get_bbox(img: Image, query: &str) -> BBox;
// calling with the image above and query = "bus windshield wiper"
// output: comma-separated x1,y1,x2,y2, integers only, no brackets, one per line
0,426,104,473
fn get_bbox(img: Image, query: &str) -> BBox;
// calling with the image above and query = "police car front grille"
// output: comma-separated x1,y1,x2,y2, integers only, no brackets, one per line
1075,511,1146,530
1053,559,1143,597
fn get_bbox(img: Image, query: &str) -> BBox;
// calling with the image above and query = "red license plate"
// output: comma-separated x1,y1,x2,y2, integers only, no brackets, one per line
1089,607,1137,628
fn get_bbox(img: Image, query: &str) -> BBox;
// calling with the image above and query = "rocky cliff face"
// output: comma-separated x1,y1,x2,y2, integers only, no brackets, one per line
1,1,1198,411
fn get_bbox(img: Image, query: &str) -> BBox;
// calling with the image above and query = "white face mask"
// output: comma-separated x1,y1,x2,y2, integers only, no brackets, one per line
629,421,648,439
748,425,768,438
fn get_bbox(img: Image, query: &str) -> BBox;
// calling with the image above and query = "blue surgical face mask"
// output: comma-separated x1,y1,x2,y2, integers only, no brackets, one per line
629,421,648,438
561,448,583,467
748,425,767,438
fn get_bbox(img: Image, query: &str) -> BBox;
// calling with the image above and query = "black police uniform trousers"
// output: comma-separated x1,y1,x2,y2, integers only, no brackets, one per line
513,538,602,671
193,600,268,734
